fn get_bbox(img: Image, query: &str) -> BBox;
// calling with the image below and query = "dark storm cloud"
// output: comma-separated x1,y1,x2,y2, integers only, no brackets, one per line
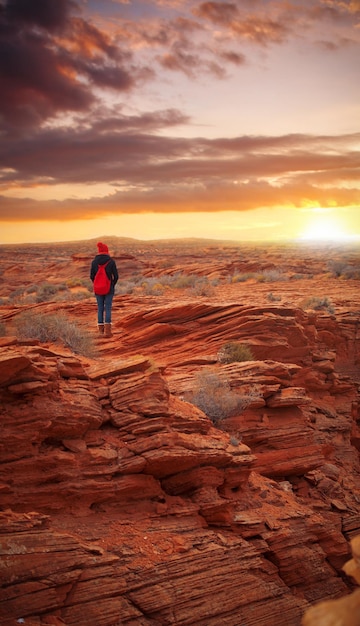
0,0,136,129
4,0,76,32
0,28,93,128
2,0,354,133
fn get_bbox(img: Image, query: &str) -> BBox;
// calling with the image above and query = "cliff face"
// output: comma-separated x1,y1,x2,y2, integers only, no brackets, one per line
1,240,360,625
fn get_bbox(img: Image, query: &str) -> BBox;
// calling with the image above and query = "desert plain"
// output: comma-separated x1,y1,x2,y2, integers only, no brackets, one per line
1,237,360,625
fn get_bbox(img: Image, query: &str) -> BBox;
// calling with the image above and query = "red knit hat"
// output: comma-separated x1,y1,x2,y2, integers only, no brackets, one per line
97,242,109,254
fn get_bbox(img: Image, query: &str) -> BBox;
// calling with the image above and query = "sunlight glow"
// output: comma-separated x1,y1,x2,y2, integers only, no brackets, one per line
299,209,355,242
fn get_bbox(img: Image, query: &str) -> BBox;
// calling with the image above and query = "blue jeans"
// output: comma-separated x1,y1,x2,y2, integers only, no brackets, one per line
96,294,113,324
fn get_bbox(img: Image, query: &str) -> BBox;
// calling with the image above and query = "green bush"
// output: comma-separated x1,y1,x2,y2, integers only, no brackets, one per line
217,341,254,364
13,311,96,357
187,369,257,426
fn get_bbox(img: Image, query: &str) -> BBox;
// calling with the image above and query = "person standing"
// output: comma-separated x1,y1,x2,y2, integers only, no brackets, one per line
90,242,118,337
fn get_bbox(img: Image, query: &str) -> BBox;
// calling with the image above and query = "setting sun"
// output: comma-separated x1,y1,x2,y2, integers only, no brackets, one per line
299,209,355,242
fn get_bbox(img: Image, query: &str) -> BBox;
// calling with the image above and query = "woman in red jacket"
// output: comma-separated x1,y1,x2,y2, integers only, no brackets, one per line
90,242,118,337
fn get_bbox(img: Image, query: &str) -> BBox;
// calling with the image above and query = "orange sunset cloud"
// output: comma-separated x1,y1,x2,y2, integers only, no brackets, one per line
0,0,359,243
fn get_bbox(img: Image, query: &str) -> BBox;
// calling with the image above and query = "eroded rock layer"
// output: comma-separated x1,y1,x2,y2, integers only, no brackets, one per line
1,240,360,625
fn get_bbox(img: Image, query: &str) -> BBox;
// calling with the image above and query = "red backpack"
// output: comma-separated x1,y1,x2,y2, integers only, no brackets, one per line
93,261,111,295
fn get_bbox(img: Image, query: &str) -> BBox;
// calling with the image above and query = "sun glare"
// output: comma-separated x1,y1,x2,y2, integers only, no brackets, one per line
300,209,353,242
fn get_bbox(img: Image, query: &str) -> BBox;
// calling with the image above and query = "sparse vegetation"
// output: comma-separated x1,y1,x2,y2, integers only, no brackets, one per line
217,341,254,364
267,292,281,302
328,260,348,277
291,273,310,280
141,279,166,296
327,260,360,280
8,280,93,304
115,279,136,295
13,311,96,357
300,296,335,314
229,269,287,284
340,266,360,280
229,272,254,283
255,269,287,283
189,279,215,297
187,368,259,426
116,272,216,296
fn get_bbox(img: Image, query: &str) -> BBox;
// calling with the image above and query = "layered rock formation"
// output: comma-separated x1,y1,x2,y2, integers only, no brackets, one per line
1,239,360,625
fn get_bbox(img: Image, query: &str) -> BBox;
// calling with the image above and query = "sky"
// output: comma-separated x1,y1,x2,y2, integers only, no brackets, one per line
0,0,360,244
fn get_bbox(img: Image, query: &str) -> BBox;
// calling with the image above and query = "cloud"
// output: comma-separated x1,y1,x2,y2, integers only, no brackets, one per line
4,0,75,32
1,0,358,132
194,2,290,45
1,0,360,230
1,119,359,220
0,0,137,129
0,175,359,222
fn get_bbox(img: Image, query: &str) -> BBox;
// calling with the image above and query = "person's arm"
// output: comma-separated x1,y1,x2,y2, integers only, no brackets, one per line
112,261,119,285
90,260,97,281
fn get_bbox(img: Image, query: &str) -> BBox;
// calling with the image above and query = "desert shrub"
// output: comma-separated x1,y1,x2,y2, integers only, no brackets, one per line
341,266,360,280
187,369,257,425
171,273,198,289
65,277,93,292
300,296,334,314
13,311,96,357
139,277,165,295
7,281,93,304
159,259,174,269
267,292,281,302
135,272,208,294
66,278,84,288
292,273,308,280
35,283,59,302
65,291,92,301
229,272,254,283
8,287,26,302
116,280,136,295
217,341,254,364
189,278,215,297
256,269,287,283
25,285,39,294
327,260,348,277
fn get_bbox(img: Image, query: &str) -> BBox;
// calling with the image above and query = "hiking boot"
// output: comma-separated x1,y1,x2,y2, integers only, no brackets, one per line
104,323,112,337
97,324,105,334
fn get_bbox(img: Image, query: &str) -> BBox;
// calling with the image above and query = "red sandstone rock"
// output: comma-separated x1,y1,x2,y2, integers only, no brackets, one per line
1,240,360,625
